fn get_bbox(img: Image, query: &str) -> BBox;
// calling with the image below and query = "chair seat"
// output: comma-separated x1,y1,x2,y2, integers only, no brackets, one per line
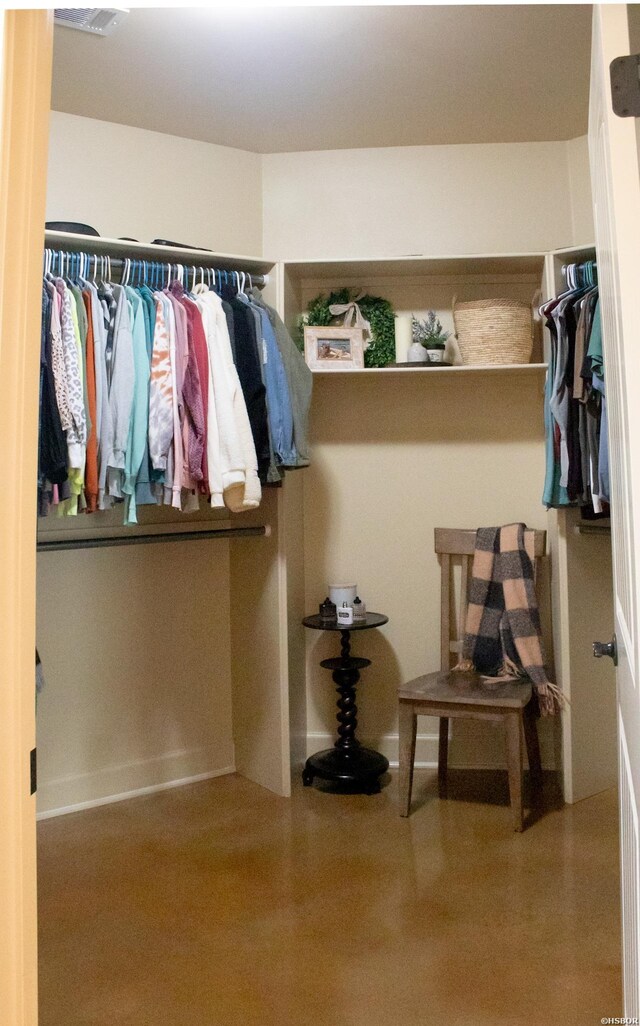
398,669,533,708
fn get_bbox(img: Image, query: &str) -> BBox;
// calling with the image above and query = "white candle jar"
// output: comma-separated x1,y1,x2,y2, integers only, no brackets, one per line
329,584,357,609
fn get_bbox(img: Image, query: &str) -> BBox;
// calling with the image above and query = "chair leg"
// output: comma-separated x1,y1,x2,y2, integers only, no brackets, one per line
523,700,543,791
398,701,417,817
505,711,524,832
438,717,449,791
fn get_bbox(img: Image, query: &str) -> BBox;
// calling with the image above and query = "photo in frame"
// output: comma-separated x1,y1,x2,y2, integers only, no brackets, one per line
303,326,365,370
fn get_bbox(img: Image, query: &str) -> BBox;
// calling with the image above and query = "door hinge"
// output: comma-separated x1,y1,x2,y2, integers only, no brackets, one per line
30,748,37,795
610,54,640,117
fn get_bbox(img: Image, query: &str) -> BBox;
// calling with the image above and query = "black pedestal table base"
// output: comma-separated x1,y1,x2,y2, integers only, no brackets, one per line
302,747,389,794
301,616,390,794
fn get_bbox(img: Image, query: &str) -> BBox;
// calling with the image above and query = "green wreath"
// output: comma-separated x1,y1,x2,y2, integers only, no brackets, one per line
299,288,396,368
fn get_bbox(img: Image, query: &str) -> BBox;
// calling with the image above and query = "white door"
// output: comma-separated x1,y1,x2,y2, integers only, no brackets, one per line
589,5,640,1014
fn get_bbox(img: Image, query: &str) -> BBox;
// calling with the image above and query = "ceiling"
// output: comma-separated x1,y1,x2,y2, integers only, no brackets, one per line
51,5,592,154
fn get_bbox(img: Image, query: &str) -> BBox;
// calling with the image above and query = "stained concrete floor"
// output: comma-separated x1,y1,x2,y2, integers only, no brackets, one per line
37,770,621,1026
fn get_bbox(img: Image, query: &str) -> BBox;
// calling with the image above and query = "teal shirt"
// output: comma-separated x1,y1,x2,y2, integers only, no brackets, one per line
123,288,151,524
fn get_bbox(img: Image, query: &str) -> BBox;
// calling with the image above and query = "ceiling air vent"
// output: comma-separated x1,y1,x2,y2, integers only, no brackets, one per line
54,8,129,36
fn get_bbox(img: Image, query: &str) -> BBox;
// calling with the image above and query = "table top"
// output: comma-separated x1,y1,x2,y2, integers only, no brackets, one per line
302,612,388,631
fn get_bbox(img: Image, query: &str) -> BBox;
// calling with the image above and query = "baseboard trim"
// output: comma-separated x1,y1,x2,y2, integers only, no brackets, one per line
305,731,439,768
36,764,235,821
305,731,555,771
36,742,236,818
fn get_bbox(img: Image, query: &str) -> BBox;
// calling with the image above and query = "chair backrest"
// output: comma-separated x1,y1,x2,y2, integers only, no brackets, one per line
434,527,547,672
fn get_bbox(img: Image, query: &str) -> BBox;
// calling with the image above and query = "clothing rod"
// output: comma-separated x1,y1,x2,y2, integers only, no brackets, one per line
574,522,611,536
37,525,267,552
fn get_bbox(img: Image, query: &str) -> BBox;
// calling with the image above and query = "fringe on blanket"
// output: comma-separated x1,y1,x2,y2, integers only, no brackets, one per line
452,524,565,716
455,658,565,716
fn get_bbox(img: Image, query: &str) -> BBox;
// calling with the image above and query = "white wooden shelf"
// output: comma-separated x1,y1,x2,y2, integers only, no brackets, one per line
285,252,547,279
311,362,548,376
44,230,274,276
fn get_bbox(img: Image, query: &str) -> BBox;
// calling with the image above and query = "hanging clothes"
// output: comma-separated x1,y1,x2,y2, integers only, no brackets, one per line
541,260,608,514
37,247,312,524
38,285,68,515
249,287,312,469
219,279,271,485
192,283,261,512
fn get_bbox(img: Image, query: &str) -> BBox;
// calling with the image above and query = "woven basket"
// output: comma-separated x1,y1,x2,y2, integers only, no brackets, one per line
452,296,534,366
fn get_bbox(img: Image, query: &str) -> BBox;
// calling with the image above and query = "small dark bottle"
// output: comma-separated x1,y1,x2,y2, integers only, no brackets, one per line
319,597,337,624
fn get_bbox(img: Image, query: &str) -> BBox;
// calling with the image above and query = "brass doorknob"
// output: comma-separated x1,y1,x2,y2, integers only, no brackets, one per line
593,634,618,666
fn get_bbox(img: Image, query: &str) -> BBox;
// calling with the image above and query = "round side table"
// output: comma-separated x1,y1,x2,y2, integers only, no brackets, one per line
302,612,390,794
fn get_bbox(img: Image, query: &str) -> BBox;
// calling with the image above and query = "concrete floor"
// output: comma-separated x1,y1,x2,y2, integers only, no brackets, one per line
37,770,621,1026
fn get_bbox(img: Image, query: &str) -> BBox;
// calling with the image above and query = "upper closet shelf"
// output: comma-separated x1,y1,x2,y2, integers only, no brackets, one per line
44,230,274,276
284,252,547,280
552,243,597,258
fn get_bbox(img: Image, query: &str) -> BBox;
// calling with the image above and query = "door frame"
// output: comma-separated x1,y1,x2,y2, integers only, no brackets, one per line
3,5,638,1023
0,10,53,1025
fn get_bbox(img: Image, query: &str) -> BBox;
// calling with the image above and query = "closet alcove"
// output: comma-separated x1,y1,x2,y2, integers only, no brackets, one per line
281,250,615,800
36,10,615,824
36,234,307,813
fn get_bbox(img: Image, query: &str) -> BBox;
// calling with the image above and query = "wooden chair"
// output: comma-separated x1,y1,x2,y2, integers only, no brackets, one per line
398,527,545,831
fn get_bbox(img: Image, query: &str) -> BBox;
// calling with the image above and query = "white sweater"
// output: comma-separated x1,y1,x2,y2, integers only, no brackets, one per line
193,286,261,512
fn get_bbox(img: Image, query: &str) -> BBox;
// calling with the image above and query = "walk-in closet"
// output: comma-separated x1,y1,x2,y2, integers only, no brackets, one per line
2,5,636,1025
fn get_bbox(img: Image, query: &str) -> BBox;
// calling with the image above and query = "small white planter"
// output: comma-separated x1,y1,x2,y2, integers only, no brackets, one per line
426,348,446,363
407,342,428,363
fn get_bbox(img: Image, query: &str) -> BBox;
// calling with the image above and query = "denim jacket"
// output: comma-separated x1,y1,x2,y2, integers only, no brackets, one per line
250,289,312,467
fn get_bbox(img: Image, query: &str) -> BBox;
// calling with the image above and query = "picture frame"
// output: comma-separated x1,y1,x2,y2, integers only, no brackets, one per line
303,326,365,371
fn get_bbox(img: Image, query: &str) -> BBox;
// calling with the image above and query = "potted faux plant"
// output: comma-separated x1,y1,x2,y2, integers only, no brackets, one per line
411,311,451,363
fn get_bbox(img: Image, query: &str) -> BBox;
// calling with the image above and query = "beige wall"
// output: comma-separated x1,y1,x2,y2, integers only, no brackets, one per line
562,510,616,801
36,541,234,814
263,140,579,260
303,372,555,768
47,111,263,255
566,135,595,244
47,116,594,262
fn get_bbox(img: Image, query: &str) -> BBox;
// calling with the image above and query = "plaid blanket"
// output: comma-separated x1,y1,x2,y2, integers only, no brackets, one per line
454,523,562,716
